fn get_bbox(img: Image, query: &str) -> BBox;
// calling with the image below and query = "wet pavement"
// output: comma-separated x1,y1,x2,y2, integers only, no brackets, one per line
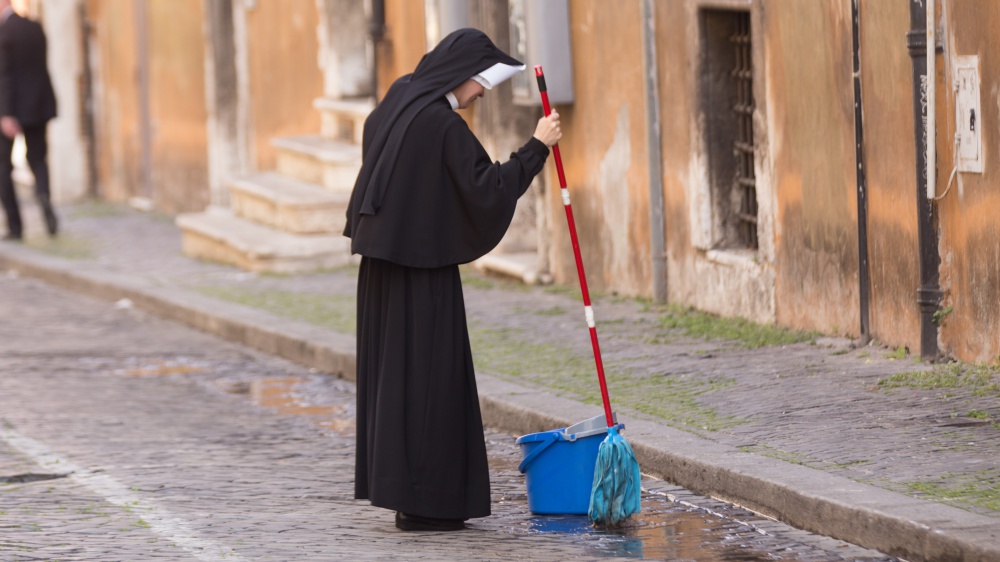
0,272,896,560
0,201,998,559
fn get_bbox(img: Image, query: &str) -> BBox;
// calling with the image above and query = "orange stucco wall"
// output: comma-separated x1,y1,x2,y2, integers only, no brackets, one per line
146,0,209,214
377,0,426,101
546,0,651,297
245,0,323,170
766,0,860,335
937,1,1000,362
85,0,142,204
85,0,209,213
655,0,694,305
857,1,921,351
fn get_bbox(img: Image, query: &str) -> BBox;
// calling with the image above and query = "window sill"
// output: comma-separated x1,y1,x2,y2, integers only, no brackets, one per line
705,248,758,268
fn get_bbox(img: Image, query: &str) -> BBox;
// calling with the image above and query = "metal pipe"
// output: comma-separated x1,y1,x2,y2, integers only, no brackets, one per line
850,0,871,344
926,0,936,199
906,0,943,359
641,0,667,302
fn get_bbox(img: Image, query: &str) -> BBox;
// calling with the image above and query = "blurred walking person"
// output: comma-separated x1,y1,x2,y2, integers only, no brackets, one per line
0,0,57,241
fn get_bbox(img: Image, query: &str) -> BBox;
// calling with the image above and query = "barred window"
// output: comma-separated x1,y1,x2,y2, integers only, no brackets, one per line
700,9,758,250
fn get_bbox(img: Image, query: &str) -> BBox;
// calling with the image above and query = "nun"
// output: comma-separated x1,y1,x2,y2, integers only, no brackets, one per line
345,28,561,531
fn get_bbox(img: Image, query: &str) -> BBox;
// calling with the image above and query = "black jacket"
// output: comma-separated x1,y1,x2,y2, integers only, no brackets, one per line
0,11,56,126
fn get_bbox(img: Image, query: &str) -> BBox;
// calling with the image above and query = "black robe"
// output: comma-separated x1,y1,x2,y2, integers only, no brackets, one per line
348,29,549,520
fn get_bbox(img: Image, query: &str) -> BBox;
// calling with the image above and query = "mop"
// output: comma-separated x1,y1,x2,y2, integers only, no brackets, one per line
534,66,641,527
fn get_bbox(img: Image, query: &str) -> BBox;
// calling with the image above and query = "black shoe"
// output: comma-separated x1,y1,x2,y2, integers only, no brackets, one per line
40,199,58,236
394,511,465,531
2,232,21,241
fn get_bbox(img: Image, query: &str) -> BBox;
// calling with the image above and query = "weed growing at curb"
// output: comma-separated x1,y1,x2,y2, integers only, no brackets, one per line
876,363,1000,397
885,346,908,360
905,470,1000,513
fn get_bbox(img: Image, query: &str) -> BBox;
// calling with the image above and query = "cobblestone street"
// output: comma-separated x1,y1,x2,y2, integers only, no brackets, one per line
0,273,897,560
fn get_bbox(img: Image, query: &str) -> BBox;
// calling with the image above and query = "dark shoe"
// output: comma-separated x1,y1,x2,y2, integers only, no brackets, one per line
2,232,21,241
40,198,57,236
395,511,465,531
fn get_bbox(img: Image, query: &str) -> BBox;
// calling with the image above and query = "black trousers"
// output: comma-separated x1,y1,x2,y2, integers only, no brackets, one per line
0,124,50,237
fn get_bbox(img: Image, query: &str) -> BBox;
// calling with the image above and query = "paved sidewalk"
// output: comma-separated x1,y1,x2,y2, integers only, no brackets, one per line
3,200,1000,561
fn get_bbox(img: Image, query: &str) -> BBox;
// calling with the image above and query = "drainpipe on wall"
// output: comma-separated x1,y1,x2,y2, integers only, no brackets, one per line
906,0,943,359
641,0,667,302
851,0,871,344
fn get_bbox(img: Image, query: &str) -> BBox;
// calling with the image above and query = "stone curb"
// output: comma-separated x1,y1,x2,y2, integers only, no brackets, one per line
3,244,999,562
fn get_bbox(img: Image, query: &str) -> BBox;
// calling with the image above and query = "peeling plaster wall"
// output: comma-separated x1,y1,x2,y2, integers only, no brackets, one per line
317,0,370,99
656,0,775,324
767,0,859,335
857,1,920,351
547,0,651,297
936,1,1000,362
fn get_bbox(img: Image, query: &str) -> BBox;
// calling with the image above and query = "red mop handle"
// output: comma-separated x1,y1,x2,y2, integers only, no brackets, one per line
535,66,615,428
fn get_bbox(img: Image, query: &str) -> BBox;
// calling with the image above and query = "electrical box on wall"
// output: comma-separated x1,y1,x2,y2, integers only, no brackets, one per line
509,0,574,106
954,55,983,173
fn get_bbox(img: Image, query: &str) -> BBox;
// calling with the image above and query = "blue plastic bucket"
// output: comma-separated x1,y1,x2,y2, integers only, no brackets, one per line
515,414,623,515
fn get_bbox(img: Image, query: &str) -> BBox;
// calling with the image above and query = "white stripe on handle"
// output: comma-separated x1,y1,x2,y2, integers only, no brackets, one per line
585,305,595,328
561,187,571,206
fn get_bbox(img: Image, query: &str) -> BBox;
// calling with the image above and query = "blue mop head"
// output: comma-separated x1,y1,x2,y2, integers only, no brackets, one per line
588,425,641,526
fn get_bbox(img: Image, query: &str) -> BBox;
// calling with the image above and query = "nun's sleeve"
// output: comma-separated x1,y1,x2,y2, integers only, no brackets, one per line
442,119,550,212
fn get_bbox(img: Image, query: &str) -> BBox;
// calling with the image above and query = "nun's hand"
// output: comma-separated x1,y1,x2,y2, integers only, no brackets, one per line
533,111,562,147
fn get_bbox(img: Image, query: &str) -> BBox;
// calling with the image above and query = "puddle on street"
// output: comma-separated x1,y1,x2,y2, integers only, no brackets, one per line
486,441,895,561
518,503,775,560
125,365,890,561
250,377,355,434
113,358,208,377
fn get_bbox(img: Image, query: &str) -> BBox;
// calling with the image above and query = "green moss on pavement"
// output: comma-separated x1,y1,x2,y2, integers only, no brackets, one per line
194,286,356,334
25,233,94,260
905,470,1000,513
876,363,1000,397
652,304,818,348
469,325,742,432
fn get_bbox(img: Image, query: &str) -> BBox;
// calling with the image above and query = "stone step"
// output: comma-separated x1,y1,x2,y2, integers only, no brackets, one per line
314,96,373,145
272,135,362,192
228,171,348,235
473,251,552,285
176,207,353,274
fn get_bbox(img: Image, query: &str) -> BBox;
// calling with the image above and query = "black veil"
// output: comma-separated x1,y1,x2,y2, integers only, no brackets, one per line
344,28,523,234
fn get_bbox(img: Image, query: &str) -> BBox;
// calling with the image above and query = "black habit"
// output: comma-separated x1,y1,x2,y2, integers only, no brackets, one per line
347,29,549,520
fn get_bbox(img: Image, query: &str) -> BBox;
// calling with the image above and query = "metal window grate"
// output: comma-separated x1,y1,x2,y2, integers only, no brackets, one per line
730,13,757,249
